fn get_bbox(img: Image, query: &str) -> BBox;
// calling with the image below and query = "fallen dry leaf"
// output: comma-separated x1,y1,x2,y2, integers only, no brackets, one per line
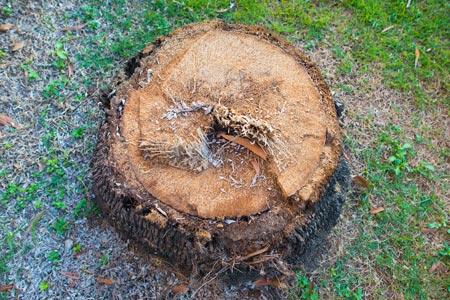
62,23,87,31
429,263,441,273
352,175,370,189
96,277,116,284
217,133,267,160
216,8,230,13
421,228,438,234
0,283,14,292
11,41,25,51
309,278,315,295
415,45,420,68
37,161,46,171
0,114,18,128
0,23,13,33
172,283,189,295
381,25,395,33
67,63,73,78
369,206,384,214
59,271,81,280
253,275,287,289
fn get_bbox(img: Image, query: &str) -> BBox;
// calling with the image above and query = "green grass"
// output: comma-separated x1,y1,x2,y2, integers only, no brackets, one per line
74,0,448,109
73,0,448,298
1,0,448,298
68,0,448,298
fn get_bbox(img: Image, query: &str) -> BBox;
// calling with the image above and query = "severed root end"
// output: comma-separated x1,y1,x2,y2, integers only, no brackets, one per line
211,104,291,170
139,128,212,173
139,102,291,172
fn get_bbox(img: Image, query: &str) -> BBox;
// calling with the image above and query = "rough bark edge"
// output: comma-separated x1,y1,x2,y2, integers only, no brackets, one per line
92,116,349,275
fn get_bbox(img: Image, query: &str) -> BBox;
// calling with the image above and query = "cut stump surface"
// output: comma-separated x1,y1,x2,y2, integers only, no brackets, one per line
92,21,349,274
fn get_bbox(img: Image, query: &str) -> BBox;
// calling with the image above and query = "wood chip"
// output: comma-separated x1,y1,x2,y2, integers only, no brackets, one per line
59,271,81,280
217,133,267,160
0,114,18,128
0,23,13,33
369,206,384,214
96,277,117,284
12,41,25,51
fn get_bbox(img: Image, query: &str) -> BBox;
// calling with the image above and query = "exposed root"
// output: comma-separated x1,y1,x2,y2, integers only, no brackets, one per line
139,128,214,173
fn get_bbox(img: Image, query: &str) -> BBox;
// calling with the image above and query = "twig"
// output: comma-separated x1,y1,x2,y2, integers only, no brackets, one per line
189,265,228,299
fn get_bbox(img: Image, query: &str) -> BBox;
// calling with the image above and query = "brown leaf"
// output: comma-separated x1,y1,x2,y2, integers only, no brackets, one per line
369,206,384,214
62,23,87,31
217,133,267,160
37,161,46,171
309,278,315,295
0,114,18,128
239,246,270,261
253,276,287,289
0,283,14,292
67,63,73,78
96,277,116,284
352,175,369,189
11,41,25,52
59,271,81,280
421,228,437,234
172,283,189,295
415,45,420,68
0,23,13,33
429,263,441,273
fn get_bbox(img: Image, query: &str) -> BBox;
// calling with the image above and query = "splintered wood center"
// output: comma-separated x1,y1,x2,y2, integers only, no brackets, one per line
118,28,339,218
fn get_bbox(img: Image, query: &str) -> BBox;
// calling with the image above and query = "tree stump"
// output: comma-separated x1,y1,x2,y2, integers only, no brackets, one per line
92,21,350,275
